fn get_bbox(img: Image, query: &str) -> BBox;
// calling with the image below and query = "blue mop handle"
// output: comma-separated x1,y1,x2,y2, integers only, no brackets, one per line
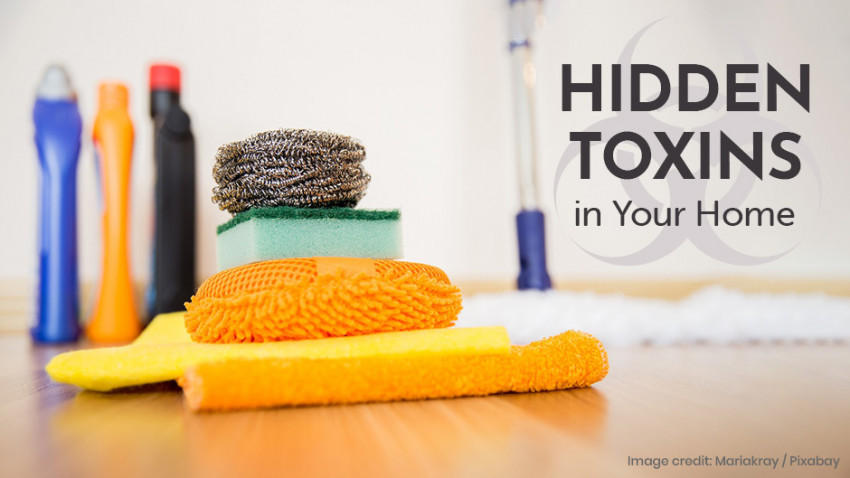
32,77,82,343
516,209,551,290
510,1,551,291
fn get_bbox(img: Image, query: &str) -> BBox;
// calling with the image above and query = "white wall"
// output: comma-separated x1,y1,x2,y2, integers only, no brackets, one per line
2,0,849,300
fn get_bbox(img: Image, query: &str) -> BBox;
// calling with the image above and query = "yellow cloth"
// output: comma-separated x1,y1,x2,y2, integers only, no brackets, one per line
181,330,609,411
132,311,193,345
45,312,510,392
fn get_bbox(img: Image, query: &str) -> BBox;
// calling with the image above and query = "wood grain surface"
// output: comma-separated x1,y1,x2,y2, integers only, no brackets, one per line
1,333,848,478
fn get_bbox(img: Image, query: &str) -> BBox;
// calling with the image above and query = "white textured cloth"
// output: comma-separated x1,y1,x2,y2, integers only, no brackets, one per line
457,287,850,347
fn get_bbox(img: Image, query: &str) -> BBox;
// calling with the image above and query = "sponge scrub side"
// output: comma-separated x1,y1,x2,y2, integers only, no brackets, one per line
216,207,402,271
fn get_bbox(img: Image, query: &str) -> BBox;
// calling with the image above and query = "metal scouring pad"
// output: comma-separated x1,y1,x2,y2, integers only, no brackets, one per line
212,129,371,214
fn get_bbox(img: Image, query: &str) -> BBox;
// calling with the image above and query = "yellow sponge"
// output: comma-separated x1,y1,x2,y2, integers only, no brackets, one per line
45,313,510,392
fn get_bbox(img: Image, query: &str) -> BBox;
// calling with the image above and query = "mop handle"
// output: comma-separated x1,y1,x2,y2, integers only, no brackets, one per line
510,0,551,290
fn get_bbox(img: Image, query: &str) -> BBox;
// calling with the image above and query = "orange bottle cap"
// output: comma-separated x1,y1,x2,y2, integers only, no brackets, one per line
98,82,129,109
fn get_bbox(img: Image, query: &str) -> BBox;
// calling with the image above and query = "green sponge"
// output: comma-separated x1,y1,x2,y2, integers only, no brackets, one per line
216,207,402,271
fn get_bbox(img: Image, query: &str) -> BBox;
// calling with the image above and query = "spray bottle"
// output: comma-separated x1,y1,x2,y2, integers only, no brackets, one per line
87,82,140,343
147,64,196,318
32,65,82,343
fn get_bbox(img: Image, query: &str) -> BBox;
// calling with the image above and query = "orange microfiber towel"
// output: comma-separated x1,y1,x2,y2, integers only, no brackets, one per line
185,257,462,343
181,330,608,411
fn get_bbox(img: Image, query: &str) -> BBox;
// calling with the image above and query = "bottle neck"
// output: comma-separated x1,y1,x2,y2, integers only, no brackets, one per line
98,83,129,110
150,90,180,119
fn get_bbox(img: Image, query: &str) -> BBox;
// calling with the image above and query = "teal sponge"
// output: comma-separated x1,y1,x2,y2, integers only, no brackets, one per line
216,207,402,271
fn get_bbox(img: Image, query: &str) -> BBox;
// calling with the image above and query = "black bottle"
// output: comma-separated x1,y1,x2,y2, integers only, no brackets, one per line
147,64,196,318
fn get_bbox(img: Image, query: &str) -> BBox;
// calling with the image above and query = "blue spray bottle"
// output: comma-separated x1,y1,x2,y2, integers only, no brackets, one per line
32,65,82,343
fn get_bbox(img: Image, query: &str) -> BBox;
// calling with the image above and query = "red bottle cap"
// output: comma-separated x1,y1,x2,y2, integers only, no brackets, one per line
149,64,181,92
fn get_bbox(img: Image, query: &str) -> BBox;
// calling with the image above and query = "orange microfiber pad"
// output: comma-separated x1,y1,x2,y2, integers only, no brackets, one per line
185,257,463,343
181,330,608,411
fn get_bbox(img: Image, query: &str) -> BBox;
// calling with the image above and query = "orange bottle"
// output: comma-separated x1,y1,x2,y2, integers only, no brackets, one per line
87,83,140,343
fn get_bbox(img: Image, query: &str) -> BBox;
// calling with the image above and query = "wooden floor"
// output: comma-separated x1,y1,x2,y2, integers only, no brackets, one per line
1,334,847,477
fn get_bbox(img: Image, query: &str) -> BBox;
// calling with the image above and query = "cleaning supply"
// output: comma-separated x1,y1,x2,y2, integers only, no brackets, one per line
87,82,140,343
45,312,510,391
216,207,402,270
180,330,608,410
509,0,551,290
185,257,462,343
131,311,190,345
44,120,613,411
148,63,196,318
459,287,850,347
32,65,83,343
212,129,370,214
